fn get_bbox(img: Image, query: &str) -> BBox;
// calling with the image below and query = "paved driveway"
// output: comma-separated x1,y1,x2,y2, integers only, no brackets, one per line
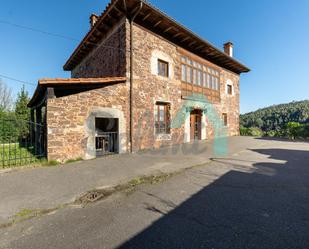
0,136,252,225
0,137,309,249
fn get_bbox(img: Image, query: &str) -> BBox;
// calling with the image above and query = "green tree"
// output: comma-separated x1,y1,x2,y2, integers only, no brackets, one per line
15,85,30,138
285,122,301,140
15,85,30,120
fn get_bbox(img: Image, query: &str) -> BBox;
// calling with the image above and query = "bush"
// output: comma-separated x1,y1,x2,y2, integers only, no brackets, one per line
240,126,250,136
248,127,263,137
240,126,263,137
265,130,276,137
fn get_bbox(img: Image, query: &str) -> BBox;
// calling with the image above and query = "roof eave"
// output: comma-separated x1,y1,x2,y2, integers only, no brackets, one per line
63,0,250,74
28,77,127,108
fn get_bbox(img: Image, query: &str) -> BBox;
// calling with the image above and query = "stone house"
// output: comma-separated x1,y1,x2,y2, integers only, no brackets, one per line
28,0,250,162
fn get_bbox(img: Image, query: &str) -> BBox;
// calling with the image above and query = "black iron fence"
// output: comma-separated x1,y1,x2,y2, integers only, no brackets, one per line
0,119,46,168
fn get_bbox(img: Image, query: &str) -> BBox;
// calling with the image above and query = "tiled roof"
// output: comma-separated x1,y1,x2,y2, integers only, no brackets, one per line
28,77,127,108
38,77,127,86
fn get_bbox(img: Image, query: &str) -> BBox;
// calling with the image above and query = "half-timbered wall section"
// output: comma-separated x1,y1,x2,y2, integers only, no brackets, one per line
179,48,221,103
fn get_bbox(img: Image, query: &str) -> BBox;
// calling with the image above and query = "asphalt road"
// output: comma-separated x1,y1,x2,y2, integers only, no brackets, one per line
1,138,309,249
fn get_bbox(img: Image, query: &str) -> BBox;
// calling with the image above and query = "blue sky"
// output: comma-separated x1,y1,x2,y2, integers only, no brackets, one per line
0,0,308,113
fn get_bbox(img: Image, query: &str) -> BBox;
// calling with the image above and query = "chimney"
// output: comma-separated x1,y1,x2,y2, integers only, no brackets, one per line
90,14,99,28
224,42,233,57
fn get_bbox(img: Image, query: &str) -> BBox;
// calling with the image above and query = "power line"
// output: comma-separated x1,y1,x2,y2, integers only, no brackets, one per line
0,20,78,41
0,18,131,88
0,19,128,52
0,74,36,86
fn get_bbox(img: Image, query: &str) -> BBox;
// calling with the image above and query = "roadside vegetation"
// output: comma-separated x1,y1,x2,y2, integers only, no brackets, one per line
240,100,309,140
0,81,45,168
0,144,40,167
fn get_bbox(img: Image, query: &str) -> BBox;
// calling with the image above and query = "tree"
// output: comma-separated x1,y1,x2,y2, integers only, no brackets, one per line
15,85,30,120
0,79,13,112
285,122,301,140
15,85,30,138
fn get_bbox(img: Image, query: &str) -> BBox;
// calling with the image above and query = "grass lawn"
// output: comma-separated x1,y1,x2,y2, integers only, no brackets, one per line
0,143,42,168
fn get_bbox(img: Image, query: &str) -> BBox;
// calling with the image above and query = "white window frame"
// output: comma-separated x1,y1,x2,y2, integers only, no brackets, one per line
225,79,235,96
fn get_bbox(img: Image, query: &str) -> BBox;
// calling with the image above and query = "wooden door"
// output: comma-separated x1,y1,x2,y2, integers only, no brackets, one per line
190,110,202,141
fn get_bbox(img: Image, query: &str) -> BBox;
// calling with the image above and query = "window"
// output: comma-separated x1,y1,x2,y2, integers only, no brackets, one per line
186,67,192,83
222,113,228,126
181,64,187,81
227,84,233,95
181,55,220,91
155,102,171,134
158,59,169,77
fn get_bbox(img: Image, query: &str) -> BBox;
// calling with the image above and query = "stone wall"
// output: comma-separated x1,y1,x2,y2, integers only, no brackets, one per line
220,70,240,136
46,83,129,162
71,18,127,78
129,22,240,151
128,23,184,152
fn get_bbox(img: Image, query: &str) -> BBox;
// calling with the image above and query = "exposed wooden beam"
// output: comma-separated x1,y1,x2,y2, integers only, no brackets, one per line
181,36,190,43
143,12,152,21
154,20,162,27
189,41,196,47
164,27,172,33
107,13,117,22
195,45,204,50
131,5,142,16
114,6,125,14
208,52,217,56
173,32,182,38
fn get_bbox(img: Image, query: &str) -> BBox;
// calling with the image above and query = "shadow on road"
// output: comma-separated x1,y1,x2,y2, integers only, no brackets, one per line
117,148,309,249
254,136,309,144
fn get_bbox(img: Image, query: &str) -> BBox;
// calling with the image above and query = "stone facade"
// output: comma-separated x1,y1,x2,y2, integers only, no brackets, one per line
128,23,184,151
129,23,240,151
46,18,241,162
47,83,129,161
71,18,127,78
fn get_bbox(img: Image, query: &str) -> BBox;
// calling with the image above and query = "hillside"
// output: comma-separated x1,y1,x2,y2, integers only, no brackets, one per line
240,100,309,132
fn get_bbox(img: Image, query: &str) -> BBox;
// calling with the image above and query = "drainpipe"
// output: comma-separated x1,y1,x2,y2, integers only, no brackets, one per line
129,1,143,153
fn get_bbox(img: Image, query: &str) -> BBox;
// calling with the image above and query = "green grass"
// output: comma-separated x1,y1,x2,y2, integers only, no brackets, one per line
44,160,60,166
65,157,83,164
0,143,42,168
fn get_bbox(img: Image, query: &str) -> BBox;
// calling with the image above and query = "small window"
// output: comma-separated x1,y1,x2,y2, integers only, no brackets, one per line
203,72,207,87
181,64,187,81
155,102,171,134
158,59,169,77
227,84,233,95
187,67,193,83
222,113,228,126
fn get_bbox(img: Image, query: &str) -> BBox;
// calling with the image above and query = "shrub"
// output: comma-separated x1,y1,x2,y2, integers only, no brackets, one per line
248,127,263,137
265,130,276,137
240,126,250,136
240,126,263,137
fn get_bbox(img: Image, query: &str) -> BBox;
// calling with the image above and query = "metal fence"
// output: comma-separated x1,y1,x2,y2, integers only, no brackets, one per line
95,132,118,156
0,119,46,168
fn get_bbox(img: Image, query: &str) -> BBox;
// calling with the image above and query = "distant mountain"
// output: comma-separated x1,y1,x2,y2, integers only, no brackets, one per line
240,100,309,131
